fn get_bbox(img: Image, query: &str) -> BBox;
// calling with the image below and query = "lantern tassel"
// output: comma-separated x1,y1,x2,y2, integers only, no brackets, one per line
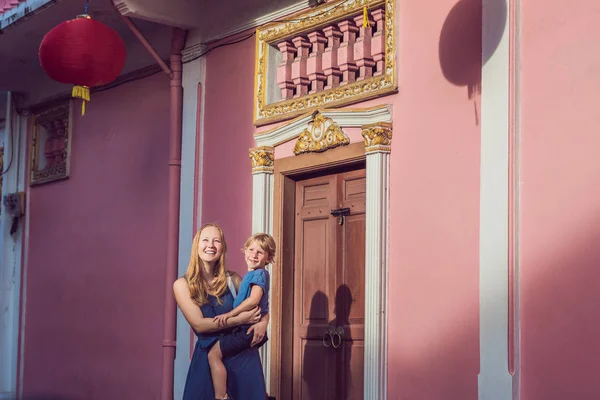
72,85,90,116
363,1,370,28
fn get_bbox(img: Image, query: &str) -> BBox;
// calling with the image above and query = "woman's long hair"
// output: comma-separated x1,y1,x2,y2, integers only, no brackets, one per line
185,223,229,306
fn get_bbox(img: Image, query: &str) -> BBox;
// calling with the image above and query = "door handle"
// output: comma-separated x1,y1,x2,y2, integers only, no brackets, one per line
322,329,333,348
331,326,345,349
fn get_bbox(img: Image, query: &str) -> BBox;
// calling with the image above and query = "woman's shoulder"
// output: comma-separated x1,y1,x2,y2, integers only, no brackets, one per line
226,270,242,279
173,276,189,292
226,270,242,285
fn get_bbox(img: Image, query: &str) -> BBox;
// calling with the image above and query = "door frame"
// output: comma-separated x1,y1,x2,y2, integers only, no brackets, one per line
250,105,393,400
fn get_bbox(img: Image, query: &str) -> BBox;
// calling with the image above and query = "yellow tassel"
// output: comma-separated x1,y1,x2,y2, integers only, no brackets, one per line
72,85,90,116
363,1,370,28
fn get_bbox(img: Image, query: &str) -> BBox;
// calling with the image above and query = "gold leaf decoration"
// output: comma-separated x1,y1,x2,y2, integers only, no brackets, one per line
362,122,392,154
253,0,397,126
249,146,275,173
293,112,350,155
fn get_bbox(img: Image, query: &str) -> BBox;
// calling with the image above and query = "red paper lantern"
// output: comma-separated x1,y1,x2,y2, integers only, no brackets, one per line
39,15,127,115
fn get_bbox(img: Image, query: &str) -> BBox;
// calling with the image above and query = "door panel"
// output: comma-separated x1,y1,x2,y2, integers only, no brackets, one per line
294,175,338,400
292,168,366,400
335,170,366,399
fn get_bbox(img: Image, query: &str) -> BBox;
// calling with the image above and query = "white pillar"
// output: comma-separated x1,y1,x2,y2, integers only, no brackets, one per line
174,40,206,400
249,146,274,390
362,123,392,400
478,0,515,398
0,92,27,400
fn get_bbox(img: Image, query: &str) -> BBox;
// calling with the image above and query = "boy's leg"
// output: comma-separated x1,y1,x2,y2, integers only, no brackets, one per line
220,325,268,359
208,341,228,399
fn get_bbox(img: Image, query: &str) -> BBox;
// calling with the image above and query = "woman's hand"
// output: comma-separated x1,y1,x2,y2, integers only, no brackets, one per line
247,317,268,347
238,307,261,325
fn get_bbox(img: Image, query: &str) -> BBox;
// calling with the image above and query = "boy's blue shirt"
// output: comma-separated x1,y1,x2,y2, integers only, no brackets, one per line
233,268,270,315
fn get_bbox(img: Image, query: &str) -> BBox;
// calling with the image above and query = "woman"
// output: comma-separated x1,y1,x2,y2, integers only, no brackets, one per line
174,223,269,399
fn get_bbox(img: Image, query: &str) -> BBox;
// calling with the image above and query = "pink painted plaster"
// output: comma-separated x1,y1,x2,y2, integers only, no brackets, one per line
201,32,257,276
0,0,24,15
22,73,170,399
386,0,481,398
202,1,481,396
520,1,600,398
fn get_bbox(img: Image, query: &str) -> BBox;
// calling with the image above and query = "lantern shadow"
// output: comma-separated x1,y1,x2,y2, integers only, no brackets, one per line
438,0,507,99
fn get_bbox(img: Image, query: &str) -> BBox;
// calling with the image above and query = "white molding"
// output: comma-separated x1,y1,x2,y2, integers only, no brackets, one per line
251,105,391,399
182,42,207,64
512,1,522,398
251,172,274,388
0,0,54,31
363,150,390,400
251,173,274,234
478,0,514,398
254,105,392,147
203,1,310,44
0,92,27,400
174,56,203,400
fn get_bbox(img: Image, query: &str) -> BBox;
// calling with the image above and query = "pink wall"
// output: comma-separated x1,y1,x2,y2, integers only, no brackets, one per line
520,1,600,399
22,73,170,399
387,0,481,398
200,1,482,396
201,34,256,275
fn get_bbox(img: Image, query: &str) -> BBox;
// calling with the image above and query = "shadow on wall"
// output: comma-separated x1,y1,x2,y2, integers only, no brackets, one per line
438,0,507,99
387,220,600,399
329,284,354,398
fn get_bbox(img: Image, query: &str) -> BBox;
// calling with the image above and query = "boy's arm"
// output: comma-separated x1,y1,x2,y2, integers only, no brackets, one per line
229,285,264,318
213,285,264,327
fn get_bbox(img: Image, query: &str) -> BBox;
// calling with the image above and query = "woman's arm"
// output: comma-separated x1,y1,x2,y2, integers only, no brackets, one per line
173,277,261,333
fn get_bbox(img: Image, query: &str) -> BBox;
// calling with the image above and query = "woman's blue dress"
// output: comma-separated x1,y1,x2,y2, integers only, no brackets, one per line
182,288,266,400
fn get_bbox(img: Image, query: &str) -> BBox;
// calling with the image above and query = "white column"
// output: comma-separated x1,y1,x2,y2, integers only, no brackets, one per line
362,123,392,400
174,39,205,400
478,0,515,398
251,173,274,235
249,146,274,390
0,92,27,400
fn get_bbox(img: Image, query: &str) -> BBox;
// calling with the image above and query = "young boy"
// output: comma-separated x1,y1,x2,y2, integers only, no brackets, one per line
208,233,275,400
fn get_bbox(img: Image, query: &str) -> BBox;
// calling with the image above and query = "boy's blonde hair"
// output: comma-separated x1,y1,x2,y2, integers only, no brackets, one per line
243,233,276,264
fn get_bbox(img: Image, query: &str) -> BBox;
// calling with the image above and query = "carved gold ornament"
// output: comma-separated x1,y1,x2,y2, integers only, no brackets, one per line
293,112,349,155
362,122,392,153
249,146,275,173
254,0,397,126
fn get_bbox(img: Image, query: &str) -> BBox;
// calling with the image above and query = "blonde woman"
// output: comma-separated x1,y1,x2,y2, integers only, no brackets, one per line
174,224,268,400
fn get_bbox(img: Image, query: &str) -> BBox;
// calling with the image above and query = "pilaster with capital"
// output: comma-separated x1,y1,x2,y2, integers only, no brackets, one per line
362,122,392,154
249,146,275,384
361,121,392,400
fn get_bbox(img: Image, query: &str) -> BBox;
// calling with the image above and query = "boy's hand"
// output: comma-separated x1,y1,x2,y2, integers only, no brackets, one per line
213,313,230,327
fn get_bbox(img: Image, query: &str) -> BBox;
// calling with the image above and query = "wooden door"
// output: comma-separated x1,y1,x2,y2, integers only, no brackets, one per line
292,168,366,400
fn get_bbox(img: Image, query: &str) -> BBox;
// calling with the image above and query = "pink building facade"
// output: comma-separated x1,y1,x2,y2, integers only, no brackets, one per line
1,0,600,399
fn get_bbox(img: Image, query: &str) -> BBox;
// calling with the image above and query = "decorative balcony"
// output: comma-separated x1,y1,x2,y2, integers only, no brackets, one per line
254,0,397,126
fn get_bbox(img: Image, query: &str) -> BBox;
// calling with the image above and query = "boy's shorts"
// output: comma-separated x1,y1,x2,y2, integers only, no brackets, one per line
219,324,268,359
